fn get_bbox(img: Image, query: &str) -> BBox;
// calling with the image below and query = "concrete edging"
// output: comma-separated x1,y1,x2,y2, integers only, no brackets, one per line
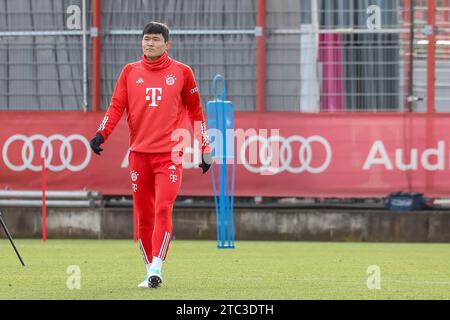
1,207,450,242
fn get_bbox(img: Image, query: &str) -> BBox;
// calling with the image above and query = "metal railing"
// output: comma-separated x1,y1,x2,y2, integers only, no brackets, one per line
0,0,89,111
265,0,450,112
101,30,258,111
1,0,449,113
0,190,103,208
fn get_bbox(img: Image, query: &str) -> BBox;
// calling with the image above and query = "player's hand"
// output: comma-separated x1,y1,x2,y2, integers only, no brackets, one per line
199,152,212,174
90,133,104,155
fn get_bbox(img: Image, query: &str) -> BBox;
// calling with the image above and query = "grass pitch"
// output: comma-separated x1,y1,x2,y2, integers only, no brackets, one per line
1,239,449,300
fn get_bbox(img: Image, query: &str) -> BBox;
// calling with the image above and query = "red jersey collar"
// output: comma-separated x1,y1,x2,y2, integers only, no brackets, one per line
141,52,173,71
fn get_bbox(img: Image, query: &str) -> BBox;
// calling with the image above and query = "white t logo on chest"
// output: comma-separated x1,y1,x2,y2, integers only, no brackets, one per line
145,87,162,107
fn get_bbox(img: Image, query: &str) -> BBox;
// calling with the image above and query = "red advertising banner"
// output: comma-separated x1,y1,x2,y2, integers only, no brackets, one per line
1,112,450,198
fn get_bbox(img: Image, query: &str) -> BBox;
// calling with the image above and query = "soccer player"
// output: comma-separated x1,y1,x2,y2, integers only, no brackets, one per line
89,21,211,288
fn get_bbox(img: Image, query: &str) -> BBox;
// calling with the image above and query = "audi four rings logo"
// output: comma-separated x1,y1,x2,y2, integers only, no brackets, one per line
2,134,91,172
240,135,332,174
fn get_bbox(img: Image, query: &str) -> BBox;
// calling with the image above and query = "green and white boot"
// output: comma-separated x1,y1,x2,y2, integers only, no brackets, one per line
137,274,150,288
137,270,163,288
147,269,163,288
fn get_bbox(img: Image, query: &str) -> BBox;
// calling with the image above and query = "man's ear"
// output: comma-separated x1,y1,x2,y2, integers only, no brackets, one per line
166,41,171,50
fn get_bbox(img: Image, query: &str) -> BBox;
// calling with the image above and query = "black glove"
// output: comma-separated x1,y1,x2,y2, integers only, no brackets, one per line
199,152,212,174
90,133,104,155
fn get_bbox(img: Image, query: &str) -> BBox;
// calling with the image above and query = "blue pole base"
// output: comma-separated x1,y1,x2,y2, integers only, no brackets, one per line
217,244,236,249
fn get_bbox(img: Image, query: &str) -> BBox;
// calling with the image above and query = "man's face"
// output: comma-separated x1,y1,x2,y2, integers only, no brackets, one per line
142,33,170,60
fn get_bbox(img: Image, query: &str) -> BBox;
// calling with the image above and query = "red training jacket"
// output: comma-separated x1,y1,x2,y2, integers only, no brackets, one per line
96,52,210,154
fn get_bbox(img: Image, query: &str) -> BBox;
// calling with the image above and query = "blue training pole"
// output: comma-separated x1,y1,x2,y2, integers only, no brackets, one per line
210,74,235,249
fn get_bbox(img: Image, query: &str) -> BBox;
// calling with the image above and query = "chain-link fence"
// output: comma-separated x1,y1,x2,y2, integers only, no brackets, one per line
412,0,450,112
268,0,400,112
101,0,257,111
0,0,89,111
0,0,448,112
266,0,450,112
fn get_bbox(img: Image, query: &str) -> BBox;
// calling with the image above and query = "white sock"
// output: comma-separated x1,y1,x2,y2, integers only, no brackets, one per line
145,263,152,275
150,256,163,273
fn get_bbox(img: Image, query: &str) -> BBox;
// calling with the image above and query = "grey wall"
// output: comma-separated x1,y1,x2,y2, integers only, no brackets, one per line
2,207,450,242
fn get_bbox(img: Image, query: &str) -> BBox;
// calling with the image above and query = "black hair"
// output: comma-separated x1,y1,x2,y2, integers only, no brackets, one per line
142,21,170,42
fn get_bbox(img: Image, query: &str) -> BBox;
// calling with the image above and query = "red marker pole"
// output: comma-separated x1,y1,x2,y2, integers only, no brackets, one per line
92,0,102,112
256,0,266,113
41,157,47,242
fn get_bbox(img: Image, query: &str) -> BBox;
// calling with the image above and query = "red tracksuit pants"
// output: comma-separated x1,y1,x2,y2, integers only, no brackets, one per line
129,151,183,264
